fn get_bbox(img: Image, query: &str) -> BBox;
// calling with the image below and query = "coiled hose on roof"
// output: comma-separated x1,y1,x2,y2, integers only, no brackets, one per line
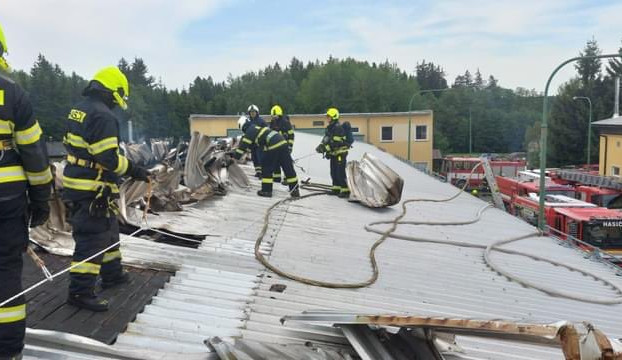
254,164,622,304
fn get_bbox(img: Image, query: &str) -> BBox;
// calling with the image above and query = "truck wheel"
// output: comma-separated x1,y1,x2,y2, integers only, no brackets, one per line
456,179,467,189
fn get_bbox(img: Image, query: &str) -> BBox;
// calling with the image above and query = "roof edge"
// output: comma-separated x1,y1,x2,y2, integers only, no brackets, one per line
189,110,433,120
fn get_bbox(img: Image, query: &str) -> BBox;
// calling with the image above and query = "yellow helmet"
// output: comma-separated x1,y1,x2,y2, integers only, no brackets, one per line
326,107,339,121
92,66,130,110
270,105,283,116
0,23,10,71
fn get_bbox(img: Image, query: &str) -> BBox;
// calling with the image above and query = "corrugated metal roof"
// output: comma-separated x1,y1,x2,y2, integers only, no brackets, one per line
24,132,622,359
592,115,622,127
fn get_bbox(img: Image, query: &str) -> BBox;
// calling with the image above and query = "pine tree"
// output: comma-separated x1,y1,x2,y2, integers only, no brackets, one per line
415,60,448,91
575,38,602,87
606,40,622,77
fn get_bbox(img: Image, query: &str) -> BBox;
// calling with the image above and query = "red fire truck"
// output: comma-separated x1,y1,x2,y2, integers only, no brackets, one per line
551,207,622,251
496,176,576,212
575,185,622,208
439,157,526,189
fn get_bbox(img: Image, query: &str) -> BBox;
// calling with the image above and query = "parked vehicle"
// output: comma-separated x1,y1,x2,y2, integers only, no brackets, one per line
439,157,526,189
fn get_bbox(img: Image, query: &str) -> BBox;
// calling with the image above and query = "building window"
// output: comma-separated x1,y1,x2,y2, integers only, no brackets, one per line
380,126,393,142
613,166,620,177
313,120,324,127
415,125,428,141
351,127,360,133
617,141,621,148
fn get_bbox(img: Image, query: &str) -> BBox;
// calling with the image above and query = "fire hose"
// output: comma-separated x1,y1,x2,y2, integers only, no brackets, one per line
254,164,622,304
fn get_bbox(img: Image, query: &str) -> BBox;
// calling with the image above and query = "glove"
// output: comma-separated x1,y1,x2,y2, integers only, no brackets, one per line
130,165,151,182
29,201,50,227
315,144,325,154
90,185,115,217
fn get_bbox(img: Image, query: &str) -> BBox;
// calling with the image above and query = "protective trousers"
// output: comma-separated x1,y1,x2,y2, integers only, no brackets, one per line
261,146,298,193
329,153,349,194
68,200,123,296
251,146,264,175
272,148,292,183
0,197,28,357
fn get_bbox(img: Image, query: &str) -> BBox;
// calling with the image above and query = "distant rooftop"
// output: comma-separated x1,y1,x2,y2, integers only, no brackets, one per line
189,110,432,120
593,115,622,127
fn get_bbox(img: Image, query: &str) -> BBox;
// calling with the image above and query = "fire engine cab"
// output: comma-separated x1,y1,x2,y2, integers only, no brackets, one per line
439,157,525,189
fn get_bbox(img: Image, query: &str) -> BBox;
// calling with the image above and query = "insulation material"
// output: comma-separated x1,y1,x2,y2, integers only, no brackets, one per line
346,152,404,207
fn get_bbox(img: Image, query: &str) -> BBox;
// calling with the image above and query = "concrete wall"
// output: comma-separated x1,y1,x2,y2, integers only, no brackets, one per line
599,134,622,176
189,111,434,171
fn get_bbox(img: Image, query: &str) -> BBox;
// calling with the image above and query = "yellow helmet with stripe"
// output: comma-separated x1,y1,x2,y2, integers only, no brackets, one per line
270,105,283,116
0,23,10,71
326,107,339,121
92,66,130,110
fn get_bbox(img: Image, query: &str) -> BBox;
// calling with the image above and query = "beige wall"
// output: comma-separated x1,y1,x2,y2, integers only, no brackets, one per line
599,134,622,177
189,111,434,171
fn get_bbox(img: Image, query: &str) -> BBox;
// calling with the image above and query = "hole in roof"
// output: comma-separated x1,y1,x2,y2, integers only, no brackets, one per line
120,223,205,249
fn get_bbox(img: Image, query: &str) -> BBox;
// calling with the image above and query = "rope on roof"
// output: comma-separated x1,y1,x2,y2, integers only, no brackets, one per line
255,163,622,305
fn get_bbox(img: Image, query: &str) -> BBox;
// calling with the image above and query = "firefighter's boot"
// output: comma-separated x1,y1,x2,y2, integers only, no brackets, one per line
101,271,130,289
257,190,272,198
290,188,300,198
67,293,109,312
0,352,23,360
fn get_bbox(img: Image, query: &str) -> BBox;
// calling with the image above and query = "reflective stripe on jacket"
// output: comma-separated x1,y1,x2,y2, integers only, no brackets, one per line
233,125,287,159
0,74,52,203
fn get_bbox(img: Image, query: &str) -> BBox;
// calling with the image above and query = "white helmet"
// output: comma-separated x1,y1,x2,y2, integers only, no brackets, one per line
247,104,259,113
238,115,250,130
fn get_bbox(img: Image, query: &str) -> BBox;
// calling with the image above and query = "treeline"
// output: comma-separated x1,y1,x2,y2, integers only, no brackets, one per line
10,43,621,165
542,39,622,167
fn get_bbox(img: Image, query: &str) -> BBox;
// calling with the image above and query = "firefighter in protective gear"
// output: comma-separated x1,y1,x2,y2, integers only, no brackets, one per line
0,22,52,359
247,104,267,178
269,104,294,183
232,116,299,198
315,107,349,198
63,66,150,312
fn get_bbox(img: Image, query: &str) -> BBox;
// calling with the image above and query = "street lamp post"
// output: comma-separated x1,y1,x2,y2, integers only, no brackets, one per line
468,106,472,154
572,96,593,166
538,54,622,231
407,88,451,161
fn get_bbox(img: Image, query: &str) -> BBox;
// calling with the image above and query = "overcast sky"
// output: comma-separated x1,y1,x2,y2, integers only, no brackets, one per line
2,0,621,93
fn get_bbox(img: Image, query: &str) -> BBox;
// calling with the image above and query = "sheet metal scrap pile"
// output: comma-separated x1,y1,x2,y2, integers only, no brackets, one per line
31,136,249,252
283,312,622,360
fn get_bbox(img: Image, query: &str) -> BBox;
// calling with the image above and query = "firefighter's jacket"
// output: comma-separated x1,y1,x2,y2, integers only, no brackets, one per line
321,120,348,156
0,74,52,203
62,84,132,202
233,125,287,160
249,115,267,128
270,115,294,149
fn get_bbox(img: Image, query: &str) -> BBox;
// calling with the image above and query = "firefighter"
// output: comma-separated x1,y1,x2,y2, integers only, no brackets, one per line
62,66,150,312
0,23,53,359
231,116,299,198
247,104,266,178
269,104,294,184
315,107,349,198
